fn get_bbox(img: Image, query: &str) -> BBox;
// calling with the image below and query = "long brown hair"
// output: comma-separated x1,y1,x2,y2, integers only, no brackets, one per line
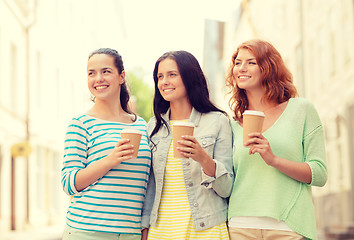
225,39,298,122
150,50,225,140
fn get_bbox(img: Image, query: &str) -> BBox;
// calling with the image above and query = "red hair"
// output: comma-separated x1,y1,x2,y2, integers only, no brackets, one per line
225,39,298,122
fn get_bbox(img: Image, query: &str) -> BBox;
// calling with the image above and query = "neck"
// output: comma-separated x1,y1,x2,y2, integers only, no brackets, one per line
169,100,192,120
90,99,126,119
246,91,276,112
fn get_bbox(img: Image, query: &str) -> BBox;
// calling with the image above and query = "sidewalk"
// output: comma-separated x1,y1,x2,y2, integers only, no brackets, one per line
0,225,63,240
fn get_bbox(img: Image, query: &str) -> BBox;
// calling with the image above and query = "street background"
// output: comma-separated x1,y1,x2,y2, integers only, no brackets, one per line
0,0,354,239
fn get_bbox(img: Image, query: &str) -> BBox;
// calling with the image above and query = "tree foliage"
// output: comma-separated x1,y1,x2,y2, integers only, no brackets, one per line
127,69,154,122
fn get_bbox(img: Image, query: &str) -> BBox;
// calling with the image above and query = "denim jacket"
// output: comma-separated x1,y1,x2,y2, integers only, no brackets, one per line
142,108,234,231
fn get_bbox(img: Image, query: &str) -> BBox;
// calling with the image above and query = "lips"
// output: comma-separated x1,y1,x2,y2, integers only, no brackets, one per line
163,88,174,93
238,75,251,79
95,85,108,90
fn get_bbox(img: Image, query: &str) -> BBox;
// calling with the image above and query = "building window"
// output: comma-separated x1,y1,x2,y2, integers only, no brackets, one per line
0,27,2,105
49,151,61,215
35,146,45,209
11,44,18,112
56,69,60,118
36,51,41,108
349,104,354,207
0,145,2,218
295,44,305,96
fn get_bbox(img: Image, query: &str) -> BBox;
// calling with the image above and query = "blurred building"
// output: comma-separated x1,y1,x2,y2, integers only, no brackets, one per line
0,0,126,237
205,0,354,238
203,19,227,110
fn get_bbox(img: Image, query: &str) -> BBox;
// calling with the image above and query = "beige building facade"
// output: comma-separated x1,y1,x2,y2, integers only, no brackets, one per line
0,0,126,236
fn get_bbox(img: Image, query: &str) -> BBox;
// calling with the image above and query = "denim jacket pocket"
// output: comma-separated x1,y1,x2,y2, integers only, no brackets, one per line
197,136,216,156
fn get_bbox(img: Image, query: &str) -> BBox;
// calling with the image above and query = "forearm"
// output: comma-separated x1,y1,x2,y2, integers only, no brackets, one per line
74,156,114,191
141,228,148,240
200,155,216,177
271,156,312,184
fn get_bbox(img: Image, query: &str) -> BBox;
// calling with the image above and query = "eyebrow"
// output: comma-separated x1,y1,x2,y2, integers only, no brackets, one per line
88,67,113,72
158,70,178,75
235,58,257,61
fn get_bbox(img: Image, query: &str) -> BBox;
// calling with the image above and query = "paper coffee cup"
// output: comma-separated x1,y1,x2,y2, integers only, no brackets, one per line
242,110,265,146
121,129,142,158
172,121,195,158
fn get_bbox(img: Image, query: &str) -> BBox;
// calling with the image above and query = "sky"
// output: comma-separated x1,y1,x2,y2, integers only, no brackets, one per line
117,0,239,81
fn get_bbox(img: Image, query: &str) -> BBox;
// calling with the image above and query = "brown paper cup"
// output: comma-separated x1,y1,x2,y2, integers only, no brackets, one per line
243,110,265,146
121,129,142,158
172,121,195,158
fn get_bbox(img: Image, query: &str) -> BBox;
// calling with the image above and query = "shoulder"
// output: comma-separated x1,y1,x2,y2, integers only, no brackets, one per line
199,111,231,131
147,116,157,125
290,97,320,116
68,114,92,126
147,116,158,135
134,115,148,125
202,111,230,122
290,97,315,109
65,114,93,137
290,97,323,129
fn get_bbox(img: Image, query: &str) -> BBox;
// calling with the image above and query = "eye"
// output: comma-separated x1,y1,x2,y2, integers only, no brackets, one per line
234,62,241,66
88,72,94,76
157,75,163,80
169,73,176,77
103,70,111,74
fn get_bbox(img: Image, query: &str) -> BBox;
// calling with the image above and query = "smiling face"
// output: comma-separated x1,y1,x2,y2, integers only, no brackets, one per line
233,48,263,92
157,58,188,104
87,53,125,102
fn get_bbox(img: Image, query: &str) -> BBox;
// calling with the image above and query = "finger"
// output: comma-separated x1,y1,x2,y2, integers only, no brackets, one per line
177,139,194,147
250,146,267,155
247,136,267,145
245,139,258,146
181,151,192,157
120,149,134,157
181,135,195,142
120,144,134,150
117,138,130,147
177,147,193,154
248,132,263,138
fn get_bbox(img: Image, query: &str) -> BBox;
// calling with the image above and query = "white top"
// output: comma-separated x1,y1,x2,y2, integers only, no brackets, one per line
228,216,293,231
172,121,195,127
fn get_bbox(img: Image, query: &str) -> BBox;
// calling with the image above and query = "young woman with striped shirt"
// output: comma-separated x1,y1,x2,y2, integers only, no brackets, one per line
61,48,151,240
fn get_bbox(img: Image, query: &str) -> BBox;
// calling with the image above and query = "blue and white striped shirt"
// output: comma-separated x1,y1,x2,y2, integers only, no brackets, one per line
61,114,151,234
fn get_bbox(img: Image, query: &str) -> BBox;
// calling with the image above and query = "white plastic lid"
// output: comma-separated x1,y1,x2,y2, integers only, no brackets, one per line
121,129,142,135
172,121,195,127
242,110,265,117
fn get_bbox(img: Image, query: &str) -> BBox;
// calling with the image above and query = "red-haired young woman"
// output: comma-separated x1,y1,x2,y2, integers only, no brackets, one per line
226,39,327,240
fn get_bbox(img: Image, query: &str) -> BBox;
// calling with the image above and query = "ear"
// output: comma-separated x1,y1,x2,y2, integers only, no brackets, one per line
119,70,126,85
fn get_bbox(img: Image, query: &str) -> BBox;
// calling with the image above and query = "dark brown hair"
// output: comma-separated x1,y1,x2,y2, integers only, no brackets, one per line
150,50,225,139
88,48,133,115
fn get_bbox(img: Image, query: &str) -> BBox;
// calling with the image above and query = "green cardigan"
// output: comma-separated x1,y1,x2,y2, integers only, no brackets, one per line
228,97,327,240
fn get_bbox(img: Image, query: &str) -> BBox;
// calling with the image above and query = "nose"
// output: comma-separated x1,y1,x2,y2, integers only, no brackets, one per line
239,62,247,72
95,73,104,82
160,76,169,84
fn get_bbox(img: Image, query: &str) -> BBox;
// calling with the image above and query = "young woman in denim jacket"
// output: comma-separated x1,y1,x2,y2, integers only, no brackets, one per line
141,50,234,240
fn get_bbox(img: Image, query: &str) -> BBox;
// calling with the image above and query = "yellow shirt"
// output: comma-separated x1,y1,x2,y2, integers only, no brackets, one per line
148,120,229,240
